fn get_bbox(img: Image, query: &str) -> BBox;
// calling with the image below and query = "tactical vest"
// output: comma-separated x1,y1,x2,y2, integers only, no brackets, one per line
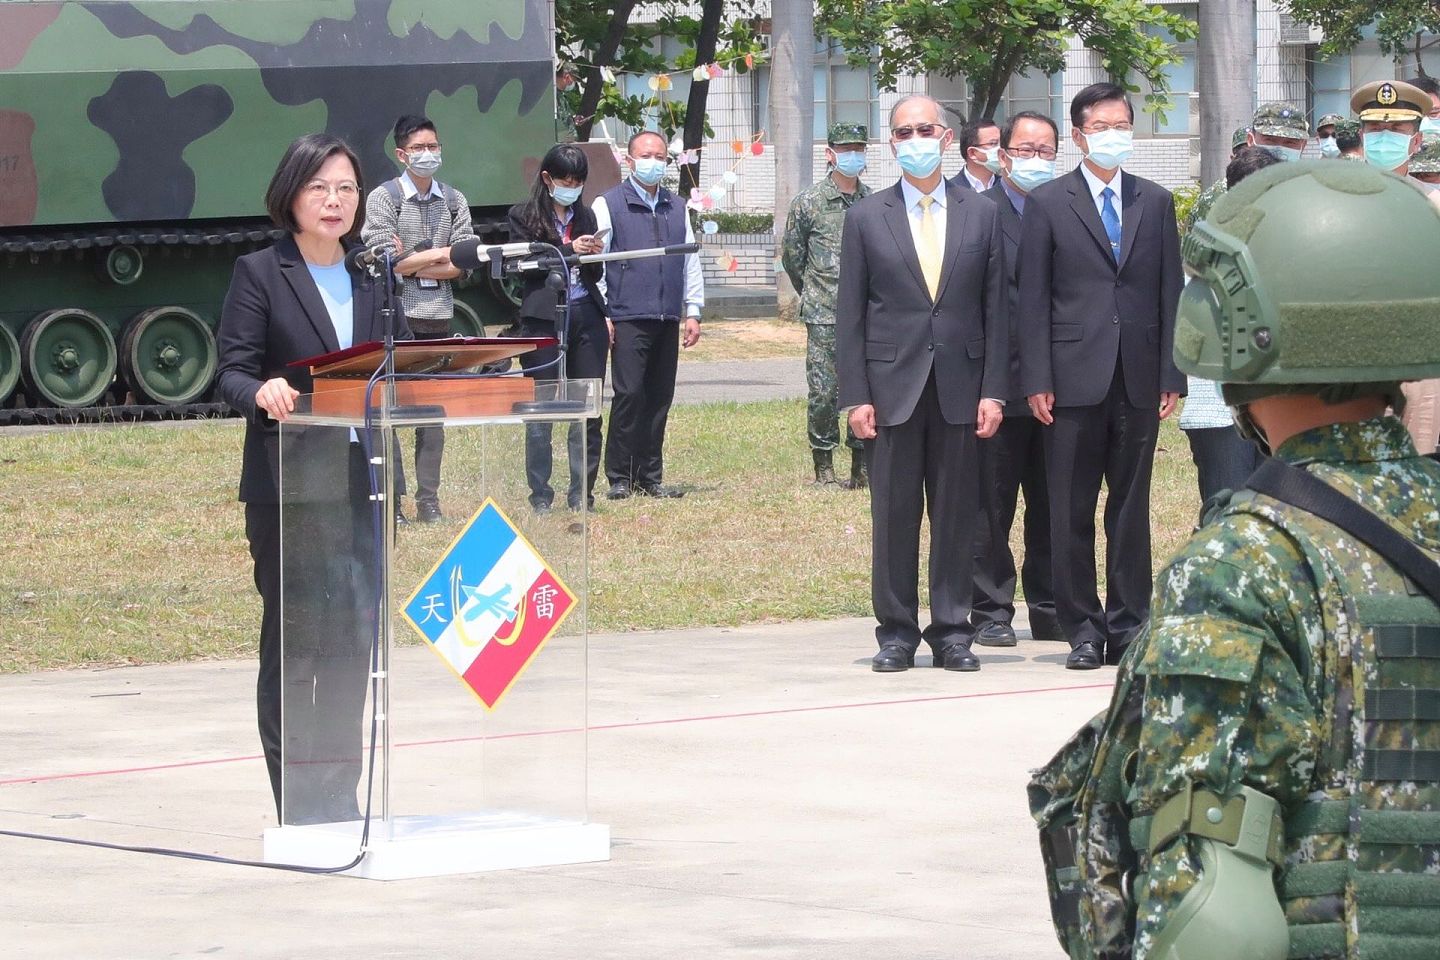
1030,470,1440,960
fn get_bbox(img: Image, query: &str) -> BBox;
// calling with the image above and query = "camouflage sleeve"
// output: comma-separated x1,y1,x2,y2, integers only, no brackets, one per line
1130,517,1323,959
449,187,476,242
780,198,809,294
360,186,401,255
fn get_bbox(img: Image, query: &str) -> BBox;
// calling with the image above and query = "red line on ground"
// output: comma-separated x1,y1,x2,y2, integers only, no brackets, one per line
0,681,1111,787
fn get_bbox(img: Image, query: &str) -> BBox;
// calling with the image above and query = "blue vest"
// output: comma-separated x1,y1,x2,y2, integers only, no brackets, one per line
601,180,687,322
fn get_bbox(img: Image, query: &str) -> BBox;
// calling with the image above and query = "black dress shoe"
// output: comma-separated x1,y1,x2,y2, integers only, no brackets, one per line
871,645,914,672
416,502,442,523
1066,641,1104,670
606,482,633,501
638,483,685,498
934,643,981,671
975,622,1018,647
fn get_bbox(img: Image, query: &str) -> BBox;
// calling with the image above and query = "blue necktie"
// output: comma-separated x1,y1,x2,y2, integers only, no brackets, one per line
1100,187,1121,262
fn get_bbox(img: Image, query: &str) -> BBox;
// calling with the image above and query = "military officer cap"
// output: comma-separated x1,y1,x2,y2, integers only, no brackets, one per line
1412,134,1440,174
1251,102,1309,140
1351,80,1430,123
1316,112,1346,130
827,122,868,146
1232,126,1250,150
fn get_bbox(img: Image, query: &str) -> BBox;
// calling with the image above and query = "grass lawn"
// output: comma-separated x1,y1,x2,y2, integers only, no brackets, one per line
0,400,1201,672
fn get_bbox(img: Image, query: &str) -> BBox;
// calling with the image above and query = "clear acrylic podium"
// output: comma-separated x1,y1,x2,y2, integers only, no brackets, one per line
261,376,610,879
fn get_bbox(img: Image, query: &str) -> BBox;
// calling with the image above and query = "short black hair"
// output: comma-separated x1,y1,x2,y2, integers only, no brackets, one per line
1408,75,1440,97
1001,111,1059,148
960,117,1000,156
393,114,437,150
1225,145,1281,189
264,133,364,240
1070,82,1134,129
627,129,667,154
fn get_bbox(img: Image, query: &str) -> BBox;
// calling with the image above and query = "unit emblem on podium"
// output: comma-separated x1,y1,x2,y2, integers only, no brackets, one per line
401,499,576,709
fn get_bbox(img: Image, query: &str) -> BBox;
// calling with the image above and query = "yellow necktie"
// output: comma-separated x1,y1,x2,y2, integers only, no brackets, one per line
917,195,941,299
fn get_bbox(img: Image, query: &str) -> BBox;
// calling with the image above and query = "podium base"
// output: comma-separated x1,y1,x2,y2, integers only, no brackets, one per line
263,812,610,880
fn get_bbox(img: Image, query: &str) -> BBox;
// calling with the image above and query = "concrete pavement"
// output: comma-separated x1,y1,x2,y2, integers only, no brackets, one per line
1,614,1106,960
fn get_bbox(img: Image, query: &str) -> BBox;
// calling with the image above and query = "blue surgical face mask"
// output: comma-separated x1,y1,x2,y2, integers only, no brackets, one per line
1082,128,1133,170
1260,143,1303,162
630,156,666,186
1319,137,1341,159
550,183,584,207
832,151,867,177
1363,130,1416,171
1422,117,1440,136
1007,155,1056,193
979,145,1004,175
895,137,944,178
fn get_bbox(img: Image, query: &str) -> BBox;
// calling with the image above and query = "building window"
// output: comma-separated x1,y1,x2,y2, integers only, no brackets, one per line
1308,36,1403,121
1136,4,1197,138
995,71,1065,125
619,35,694,138
754,35,881,140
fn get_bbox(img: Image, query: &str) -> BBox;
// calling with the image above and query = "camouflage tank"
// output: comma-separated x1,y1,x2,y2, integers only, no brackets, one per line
0,0,563,422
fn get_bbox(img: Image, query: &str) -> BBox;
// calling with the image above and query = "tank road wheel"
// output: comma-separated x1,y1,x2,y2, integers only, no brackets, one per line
0,324,20,405
119,307,217,405
451,298,484,337
20,309,118,408
485,269,524,311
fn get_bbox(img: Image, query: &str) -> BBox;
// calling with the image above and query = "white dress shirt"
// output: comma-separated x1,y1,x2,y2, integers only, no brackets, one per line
591,179,705,318
962,168,995,193
1078,162,1125,230
899,176,948,254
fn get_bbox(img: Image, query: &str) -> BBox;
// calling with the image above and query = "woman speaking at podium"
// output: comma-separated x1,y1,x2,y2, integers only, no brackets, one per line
216,134,410,823
506,143,611,512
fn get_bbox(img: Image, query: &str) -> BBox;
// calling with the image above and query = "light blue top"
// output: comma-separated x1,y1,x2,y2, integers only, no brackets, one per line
1179,375,1235,429
306,260,354,350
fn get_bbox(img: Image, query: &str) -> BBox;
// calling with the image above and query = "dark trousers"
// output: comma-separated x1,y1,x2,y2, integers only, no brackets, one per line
245,443,377,824
516,301,610,508
972,411,1057,631
1185,425,1262,504
409,315,450,507
606,318,679,488
1043,366,1158,655
869,374,981,652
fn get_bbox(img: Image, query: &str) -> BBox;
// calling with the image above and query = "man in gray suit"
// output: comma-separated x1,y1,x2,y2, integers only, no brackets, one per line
1018,82,1184,671
837,94,1008,673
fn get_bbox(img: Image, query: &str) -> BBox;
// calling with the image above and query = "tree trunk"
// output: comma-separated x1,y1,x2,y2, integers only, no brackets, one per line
1196,0,1254,187
678,0,725,197
770,0,815,318
574,0,639,143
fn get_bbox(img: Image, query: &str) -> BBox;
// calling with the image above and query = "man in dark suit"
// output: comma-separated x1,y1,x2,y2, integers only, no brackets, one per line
948,117,1002,193
1018,82,1183,670
972,111,1063,648
837,94,1008,673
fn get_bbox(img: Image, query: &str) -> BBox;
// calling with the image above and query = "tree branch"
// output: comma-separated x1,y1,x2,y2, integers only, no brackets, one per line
574,0,640,142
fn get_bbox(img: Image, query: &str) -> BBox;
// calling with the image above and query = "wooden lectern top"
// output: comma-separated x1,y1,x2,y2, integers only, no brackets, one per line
291,337,557,379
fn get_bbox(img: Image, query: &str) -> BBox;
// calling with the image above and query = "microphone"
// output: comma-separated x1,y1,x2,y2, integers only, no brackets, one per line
449,237,546,271
346,239,433,272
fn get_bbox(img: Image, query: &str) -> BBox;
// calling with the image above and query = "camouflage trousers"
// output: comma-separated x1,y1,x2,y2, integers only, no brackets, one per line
806,322,862,453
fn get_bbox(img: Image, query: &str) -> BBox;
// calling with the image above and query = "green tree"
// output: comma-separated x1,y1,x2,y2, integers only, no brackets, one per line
816,0,1197,120
556,0,766,193
1281,1,1440,73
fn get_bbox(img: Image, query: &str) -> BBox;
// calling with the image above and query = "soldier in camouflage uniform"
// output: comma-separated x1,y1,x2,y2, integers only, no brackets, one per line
781,122,872,488
1409,132,1440,183
1334,118,1364,159
1185,104,1308,231
1316,112,1345,158
1031,161,1440,960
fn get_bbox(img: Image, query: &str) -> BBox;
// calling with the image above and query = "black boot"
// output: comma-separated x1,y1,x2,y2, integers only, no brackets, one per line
812,449,840,487
841,449,868,490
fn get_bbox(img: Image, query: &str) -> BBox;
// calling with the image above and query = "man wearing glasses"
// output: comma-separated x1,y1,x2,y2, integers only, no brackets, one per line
836,94,1008,673
1017,82,1184,670
361,114,475,523
970,111,1063,650
950,117,1003,193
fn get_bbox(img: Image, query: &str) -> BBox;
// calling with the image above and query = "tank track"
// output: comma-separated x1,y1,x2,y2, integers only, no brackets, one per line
0,215,511,426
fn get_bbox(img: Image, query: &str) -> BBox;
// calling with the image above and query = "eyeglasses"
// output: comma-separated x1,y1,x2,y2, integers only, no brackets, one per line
303,180,360,201
1005,145,1058,160
1081,122,1134,134
892,123,945,140
405,143,442,153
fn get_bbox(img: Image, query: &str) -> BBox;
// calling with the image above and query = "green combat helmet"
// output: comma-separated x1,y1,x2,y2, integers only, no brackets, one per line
1232,125,1249,150
1411,133,1440,174
1176,161,1440,401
